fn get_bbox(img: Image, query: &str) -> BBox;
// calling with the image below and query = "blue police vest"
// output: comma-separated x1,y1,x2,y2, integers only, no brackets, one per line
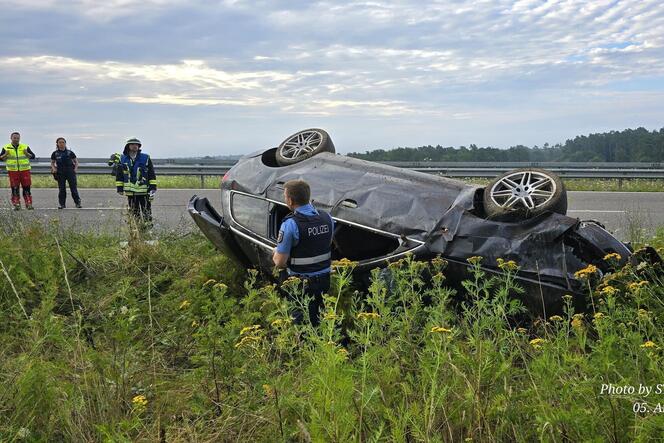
287,210,334,275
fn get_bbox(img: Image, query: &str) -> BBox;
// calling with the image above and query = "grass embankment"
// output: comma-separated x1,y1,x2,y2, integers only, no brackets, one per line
27,175,221,189
1,218,664,441
20,175,664,191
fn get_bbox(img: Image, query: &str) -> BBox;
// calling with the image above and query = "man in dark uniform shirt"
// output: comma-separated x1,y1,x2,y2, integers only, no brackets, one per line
50,137,81,209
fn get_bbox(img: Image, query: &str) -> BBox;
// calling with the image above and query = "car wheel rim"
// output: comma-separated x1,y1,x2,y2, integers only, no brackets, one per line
490,171,557,211
279,130,323,160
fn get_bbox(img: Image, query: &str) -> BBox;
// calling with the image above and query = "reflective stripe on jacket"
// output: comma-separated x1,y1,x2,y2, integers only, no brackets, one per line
117,152,154,195
3,144,31,171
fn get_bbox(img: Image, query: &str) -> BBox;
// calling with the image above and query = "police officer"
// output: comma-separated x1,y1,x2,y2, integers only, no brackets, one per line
273,179,334,326
50,137,81,209
115,138,157,225
0,132,36,210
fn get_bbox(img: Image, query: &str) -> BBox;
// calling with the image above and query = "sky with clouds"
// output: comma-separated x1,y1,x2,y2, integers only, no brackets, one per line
1,0,663,157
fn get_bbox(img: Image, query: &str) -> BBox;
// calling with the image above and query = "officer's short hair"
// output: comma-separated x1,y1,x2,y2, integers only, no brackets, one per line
284,180,310,206
10,132,19,137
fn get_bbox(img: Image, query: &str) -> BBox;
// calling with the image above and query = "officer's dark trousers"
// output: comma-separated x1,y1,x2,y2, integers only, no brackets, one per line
127,194,152,225
57,170,80,206
283,273,330,327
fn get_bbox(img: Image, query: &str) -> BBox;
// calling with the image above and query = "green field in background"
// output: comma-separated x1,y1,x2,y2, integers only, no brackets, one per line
13,174,664,191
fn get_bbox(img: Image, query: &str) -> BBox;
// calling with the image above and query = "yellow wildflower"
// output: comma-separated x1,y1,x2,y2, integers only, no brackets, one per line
497,258,518,272
262,384,275,399
571,315,584,329
271,318,292,327
240,325,262,336
202,279,216,288
562,294,573,302
467,256,483,265
548,315,563,322
574,264,598,280
337,347,349,360
234,335,261,349
641,341,657,349
132,395,148,411
637,309,649,318
179,300,190,310
283,276,302,286
332,258,359,268
593,312,605,321
603,253,622,262
213,283,228,291
191,320,198,328
628,281,649,292
529,338,546,349
600,286,618,297
323,311,340,321
430,326,453,334
431,256,448,268
357,312,381,320
516,327,528,334
432,272,446,284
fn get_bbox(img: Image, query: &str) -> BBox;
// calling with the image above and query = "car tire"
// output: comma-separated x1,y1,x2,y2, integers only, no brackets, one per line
483,168,567,221
276,128,335,166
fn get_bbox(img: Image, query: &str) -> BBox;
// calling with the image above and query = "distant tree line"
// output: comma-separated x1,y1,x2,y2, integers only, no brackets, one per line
348,127,664,162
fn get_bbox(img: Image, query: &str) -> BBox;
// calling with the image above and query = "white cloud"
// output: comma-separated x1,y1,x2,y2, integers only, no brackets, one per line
0,0,191,20
1,0,663,154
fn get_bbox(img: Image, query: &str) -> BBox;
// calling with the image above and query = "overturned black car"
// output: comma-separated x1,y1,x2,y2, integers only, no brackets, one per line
189,129,640,316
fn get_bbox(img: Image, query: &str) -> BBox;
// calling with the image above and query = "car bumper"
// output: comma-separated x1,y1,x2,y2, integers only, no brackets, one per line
188,195,250,266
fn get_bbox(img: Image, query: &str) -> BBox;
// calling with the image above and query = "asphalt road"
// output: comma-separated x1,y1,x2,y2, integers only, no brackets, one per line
1,189,662,241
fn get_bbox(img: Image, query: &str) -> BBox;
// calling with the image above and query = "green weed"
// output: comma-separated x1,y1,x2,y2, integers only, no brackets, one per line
1,223,664,441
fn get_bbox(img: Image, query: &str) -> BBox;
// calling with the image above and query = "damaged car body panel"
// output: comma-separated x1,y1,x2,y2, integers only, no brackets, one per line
190,131,644,317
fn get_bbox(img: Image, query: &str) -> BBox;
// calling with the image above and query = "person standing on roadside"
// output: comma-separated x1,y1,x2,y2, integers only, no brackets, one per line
272,180,334,326
115,138,157,225
108,152,121,176
50,137,81,209
0,132,36,210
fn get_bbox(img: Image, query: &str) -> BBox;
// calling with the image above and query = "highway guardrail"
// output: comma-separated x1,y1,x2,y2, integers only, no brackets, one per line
4,160,663,188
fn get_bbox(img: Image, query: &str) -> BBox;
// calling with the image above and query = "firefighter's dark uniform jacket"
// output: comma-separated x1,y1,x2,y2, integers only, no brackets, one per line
115,149,157,196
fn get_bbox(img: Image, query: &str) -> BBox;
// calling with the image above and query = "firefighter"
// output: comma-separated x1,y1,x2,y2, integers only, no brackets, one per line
50,137,81,209
108,152,121,176
0,132,36,210
272,179,334,326
115,138,157,225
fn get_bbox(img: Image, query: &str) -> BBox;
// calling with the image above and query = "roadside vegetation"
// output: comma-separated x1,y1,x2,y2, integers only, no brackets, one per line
1,216,664,441
24,174,664,192
350,127,664,162
28,174,222,189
